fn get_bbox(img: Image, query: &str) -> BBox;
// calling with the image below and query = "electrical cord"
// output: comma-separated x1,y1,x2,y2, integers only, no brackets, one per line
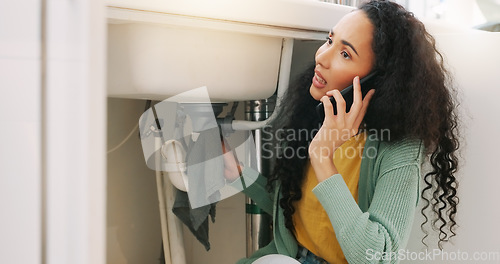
107,100,153,154
107,122,139,154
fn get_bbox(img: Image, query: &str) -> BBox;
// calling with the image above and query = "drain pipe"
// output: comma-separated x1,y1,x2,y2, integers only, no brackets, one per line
232,38,293,131
244,97,275,256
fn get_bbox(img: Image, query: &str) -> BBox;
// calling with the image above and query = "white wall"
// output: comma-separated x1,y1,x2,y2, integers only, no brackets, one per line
44,1,107,263
0,1,107,264
403,30,500,263
0,1,42,263
407,0,489,27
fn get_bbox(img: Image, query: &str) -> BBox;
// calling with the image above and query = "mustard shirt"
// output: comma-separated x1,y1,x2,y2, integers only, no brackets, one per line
293,132,367,264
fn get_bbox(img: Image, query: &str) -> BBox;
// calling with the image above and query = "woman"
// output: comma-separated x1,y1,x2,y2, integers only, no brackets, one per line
225,1,460,263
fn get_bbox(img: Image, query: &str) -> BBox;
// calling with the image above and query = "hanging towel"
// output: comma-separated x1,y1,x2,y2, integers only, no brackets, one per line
171,121,225,251
172,189,216,251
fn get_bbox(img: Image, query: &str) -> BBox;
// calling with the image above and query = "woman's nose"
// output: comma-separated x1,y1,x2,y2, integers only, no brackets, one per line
315,44,334,69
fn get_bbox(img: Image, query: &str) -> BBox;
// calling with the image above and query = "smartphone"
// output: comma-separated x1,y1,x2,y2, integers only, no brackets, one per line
316,72,377,120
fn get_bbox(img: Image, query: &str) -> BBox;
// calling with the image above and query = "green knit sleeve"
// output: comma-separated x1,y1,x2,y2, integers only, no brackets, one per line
228,166,274,216
312,164,420,263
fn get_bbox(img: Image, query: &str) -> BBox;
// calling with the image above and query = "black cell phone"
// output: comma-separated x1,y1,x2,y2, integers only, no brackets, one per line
316,72,377,120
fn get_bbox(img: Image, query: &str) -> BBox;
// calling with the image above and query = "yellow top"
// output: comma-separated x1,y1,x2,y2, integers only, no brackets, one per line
293,132,367,264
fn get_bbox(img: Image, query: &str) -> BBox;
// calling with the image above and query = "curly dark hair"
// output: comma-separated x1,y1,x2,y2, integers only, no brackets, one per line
268,0,460,249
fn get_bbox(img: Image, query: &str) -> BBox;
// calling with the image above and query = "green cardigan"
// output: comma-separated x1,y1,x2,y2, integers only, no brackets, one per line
235,135,425,264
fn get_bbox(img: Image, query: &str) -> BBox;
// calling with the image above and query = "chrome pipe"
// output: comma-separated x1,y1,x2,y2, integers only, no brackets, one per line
244,97,275,257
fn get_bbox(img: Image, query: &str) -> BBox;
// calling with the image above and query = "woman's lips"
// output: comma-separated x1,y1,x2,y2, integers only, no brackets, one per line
312,71,327,88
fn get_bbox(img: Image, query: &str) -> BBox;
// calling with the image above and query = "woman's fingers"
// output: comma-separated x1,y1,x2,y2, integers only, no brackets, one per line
320,95,334,122
353,89,376,129
330,89,346,124
322,81,374,137
349,76,362,116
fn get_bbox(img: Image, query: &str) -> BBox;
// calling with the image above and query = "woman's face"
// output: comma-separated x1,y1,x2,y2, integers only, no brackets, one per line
310,10,375,101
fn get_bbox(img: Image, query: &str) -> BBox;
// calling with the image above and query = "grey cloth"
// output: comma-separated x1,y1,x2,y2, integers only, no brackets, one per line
172,189,216,251
171,126,225,251
185,126,225,209
172,126,257,251
142,101,224,251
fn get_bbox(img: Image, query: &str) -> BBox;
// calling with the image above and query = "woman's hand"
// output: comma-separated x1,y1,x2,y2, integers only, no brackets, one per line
308,76,375,182
222,140,243,182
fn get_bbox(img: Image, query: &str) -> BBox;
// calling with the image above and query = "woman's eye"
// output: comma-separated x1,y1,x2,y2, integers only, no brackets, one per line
341,51,351,59
326,36,333,45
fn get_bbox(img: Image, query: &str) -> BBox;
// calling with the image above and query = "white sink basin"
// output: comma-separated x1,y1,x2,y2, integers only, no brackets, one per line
107,23,282,102
106,0,353,102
